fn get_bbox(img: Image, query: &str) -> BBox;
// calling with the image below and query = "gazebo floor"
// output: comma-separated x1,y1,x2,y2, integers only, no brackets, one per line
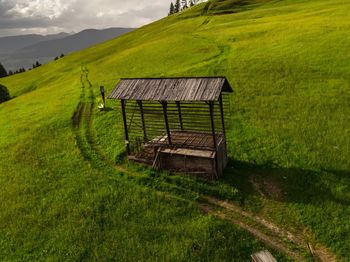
146,130,224,150
129,130,224,168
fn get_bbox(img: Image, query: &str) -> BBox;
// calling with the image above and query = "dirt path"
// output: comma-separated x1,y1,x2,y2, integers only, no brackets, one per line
199,202,305,261
198,197,337,262
71,69,338,262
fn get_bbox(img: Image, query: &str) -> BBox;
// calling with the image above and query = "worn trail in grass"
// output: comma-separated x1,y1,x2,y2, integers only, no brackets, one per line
73,65,337,261
67,65,296,260
199,197,337,262
1,0,349,260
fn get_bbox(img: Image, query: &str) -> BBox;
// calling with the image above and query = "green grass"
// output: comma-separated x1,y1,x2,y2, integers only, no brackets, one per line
1,0,350,260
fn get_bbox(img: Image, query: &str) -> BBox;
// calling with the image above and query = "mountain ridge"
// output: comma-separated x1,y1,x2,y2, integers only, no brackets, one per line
0,27,135,70
0,32,70,55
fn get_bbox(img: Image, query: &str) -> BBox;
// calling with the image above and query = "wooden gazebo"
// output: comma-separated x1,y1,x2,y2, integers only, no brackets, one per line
108,77,233,179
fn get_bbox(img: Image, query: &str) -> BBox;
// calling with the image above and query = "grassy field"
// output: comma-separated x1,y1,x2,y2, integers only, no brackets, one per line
0,0,349,260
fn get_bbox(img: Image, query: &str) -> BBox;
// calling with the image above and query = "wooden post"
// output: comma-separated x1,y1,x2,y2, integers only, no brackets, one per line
137,100,147,142
162,101,172,145
176,101,183,130
100,86,106,108
209,101,217,149
219,94,226,137
209,101,219,178
121,99,130,154
219,94,228,157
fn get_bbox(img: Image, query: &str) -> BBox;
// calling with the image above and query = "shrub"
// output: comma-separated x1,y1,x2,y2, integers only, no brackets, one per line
0,84,10,103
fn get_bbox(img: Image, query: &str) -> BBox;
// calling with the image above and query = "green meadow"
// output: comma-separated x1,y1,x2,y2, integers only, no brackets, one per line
0,0,349,260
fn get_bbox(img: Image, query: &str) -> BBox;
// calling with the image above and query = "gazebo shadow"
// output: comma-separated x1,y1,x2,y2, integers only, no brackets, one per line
221,159,350,207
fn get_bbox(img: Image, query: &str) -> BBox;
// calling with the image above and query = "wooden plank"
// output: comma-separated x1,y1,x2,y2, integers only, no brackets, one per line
121,100,130,154
176,102,183,130
137,100,147,141
108,77,233,101
219,94,226,137
161,102,172,145
159,148,215,158
251,250,277,262
209,101,219,179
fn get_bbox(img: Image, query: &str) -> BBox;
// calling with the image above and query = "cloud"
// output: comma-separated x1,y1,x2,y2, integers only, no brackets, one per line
7,0,68,19
0,0,172,36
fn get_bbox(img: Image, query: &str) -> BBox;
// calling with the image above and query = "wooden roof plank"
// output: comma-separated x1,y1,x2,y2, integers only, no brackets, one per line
108,77,233,101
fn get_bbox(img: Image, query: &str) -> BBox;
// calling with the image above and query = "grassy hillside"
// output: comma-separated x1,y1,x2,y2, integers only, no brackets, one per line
0,0,349,260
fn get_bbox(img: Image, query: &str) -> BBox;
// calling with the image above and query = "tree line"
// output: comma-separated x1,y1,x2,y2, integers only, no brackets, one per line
169,0,198,15
0,54,65,78
0,62,34,77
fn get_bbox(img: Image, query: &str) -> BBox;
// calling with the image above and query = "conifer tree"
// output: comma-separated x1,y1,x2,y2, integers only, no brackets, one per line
174,0,181,13
169,2,175,15
0,63,7,78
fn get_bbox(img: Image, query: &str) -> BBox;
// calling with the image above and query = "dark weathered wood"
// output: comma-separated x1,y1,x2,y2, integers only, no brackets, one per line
108,77,233,101
129,130,227,178
121,99,130,154
137,100,147,142
109,77,232,179
219,94,226,137
161,102,172,145
251,250,277,262
144,131,222,150
209,101,219,179
209,102,217,149
219,94,228,154
176,101,183,130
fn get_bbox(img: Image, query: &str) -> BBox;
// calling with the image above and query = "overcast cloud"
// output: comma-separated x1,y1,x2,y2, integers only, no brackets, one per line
0,0,173,36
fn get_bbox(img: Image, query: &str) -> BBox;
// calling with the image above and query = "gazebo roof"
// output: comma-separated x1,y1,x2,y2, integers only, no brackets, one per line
108,77,233,101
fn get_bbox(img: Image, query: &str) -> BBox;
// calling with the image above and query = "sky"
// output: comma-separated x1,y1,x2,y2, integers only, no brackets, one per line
0,0,174,37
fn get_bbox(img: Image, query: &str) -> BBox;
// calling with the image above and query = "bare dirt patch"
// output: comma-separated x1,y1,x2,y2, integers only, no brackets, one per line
198,197,337,262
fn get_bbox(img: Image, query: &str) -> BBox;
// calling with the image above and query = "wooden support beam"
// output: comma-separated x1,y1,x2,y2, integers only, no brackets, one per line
137,100,147,142
219,94,228,155
209,101,219,179
121,99,130,155
219,94,226,137
176,101,184,130
161,101,172,145
209,101,217,149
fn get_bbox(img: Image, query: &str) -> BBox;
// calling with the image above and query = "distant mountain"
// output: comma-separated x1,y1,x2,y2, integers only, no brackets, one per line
0,28,134,70
0,32,70,55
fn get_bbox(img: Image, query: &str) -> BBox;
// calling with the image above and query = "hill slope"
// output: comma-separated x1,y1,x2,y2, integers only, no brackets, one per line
1,28,134,70
0,0,349,260
0,32,69,55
